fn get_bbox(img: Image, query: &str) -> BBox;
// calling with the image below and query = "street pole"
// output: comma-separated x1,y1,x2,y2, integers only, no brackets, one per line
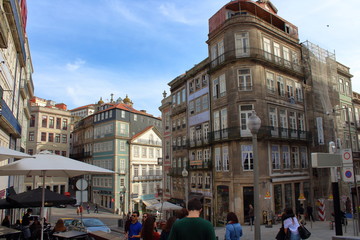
345,107,360,233
182,168,189,209
248,111,261,240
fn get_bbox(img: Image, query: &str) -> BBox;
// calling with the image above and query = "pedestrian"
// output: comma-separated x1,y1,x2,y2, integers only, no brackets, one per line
76,206,80,215
283,207,301,240
30,216,42,240
142,213,149,224
159,216,176,240
21,208,33,240
225,212,242,240
52,219,67,233
139,215,160,240
94,204,99,213
248,204,254,226
124,212,132,238
127,211,142,240
86,204,90,214
346,197,352,214
1,215,10,227
297,204,305,224
168,198,216,240
306,205,315,222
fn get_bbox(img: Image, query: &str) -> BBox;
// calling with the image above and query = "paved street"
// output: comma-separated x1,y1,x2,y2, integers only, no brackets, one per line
50,205,360,239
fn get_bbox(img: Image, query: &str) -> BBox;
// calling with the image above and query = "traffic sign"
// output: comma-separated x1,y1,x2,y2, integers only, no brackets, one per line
342,166,354,182
76,179,88,190
341,149,353,165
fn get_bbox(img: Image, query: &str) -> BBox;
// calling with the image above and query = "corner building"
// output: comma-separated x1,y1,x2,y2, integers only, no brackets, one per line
208,0,310,224
161,0,315,225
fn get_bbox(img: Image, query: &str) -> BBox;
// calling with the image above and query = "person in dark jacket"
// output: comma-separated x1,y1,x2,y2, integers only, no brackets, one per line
1,215,10,227
159,216,176,240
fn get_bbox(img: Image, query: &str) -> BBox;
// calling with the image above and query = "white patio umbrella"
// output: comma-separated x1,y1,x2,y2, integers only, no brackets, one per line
147,201,183,211
0,146,33,161
0,151,114,240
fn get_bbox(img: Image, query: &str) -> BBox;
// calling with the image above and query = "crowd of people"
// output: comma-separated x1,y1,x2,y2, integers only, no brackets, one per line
124,198,243,240
0,208,69,240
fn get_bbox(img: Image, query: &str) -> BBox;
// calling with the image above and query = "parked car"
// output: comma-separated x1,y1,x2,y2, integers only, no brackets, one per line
69,218,111,233
59,218,76,227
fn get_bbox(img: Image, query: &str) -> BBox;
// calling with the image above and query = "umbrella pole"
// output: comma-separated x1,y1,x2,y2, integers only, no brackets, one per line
40,170,46,240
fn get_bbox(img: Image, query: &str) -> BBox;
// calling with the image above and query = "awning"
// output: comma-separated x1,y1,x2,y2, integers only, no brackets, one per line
143,199,159,206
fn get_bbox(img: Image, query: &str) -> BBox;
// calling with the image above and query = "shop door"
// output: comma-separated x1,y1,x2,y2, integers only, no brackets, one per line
243,187,254,223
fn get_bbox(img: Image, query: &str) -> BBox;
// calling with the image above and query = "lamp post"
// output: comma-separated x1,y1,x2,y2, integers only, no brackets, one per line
182,168,189,209
247,110,262,240
120,186,126,216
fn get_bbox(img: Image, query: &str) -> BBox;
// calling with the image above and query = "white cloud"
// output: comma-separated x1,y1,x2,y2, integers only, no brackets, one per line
66,59,86,71
159,3,192,24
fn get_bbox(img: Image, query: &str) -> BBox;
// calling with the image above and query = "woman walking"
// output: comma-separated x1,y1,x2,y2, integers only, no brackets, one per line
141,215,160,240
283,207,301,240
225,212,243,240
160,216,176,240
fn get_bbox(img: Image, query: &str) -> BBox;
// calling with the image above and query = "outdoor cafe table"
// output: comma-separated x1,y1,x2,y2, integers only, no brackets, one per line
52,230,88,239
0,226,21,238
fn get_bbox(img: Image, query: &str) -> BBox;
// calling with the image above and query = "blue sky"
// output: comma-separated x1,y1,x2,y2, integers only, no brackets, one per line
26,0,360,116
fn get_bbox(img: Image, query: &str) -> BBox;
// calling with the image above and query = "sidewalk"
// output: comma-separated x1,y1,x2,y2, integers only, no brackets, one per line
214,220,359,240
109,220,360,239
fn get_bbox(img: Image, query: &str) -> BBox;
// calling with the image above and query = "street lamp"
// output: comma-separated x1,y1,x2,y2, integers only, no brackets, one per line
247,110,262,240
182,168,189,209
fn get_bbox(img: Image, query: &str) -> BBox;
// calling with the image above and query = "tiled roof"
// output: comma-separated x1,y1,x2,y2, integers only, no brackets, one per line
98,103,161,120
70,104,95,111
131,126,154,141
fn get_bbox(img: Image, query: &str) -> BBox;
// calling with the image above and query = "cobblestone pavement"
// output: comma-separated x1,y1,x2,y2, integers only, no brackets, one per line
51,206,360,239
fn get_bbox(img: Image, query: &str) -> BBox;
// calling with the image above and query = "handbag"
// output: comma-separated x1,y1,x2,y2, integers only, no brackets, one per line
298,224,311,239
275,227,286,240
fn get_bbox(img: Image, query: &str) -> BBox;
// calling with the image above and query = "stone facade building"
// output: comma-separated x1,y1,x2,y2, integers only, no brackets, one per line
0,0,34,194
160,0,356,224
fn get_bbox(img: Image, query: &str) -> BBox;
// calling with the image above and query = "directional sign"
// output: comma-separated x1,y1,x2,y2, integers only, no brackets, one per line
342,166,354,182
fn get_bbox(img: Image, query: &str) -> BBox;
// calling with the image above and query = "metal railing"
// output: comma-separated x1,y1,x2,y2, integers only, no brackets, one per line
209,126,311,142
0,99,21,136
210,47,303,75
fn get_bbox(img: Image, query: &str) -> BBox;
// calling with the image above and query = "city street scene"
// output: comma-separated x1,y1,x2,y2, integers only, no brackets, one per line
1,0,360,240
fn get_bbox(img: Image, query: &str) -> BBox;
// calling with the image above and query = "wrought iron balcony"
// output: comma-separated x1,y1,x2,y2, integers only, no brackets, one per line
0,99,21,137
168,167,184,177
189,136,210,148
209,126,311,142
209,47,303,77
189,161,212,170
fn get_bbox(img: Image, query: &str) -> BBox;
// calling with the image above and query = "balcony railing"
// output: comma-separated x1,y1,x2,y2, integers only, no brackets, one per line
210,47,303,75
189,136,210,148
210,126,311,142
132,175,163,181
0,99,21,137
189,161,212,170
136,139,162,146
168,167,184,177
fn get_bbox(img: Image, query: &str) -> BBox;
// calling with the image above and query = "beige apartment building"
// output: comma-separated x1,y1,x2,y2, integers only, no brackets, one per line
0,0,34,194
25,97,72,193
161,0,358,225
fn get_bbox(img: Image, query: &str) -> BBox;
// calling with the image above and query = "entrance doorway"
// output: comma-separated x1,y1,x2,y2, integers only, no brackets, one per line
243,187,254,224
